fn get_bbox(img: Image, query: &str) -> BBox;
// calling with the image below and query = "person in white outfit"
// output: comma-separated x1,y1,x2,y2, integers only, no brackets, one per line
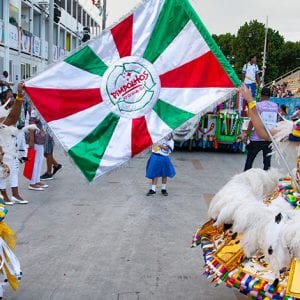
242,55,260,98
0,85,28,204
28,110,48,191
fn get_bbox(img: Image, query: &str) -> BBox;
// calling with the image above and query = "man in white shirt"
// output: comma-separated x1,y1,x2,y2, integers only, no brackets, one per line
242,55,260,98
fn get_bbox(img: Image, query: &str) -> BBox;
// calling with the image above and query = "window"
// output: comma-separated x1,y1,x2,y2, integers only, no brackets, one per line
21,63,25,81
9,4,19,27
32,65,38,76
21,63,31,80
55,0,65,9
59,28,65,49
0,0,3,20
72,36,76,50
26,63,30,79
66,32,71,51
82,11,86,26
33,13,41,37
78,5,82,25
0,57,3,73
9,60,12,82
72,0,76,18
21,5,30,32
45,19,49,42
67,0,72,14
53,24,58,45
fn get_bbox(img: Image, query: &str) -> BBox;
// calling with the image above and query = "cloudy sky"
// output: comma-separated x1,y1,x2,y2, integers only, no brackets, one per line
106,0,300,42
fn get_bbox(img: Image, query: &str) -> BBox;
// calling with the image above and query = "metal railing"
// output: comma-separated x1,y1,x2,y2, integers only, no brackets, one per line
266,66,300,87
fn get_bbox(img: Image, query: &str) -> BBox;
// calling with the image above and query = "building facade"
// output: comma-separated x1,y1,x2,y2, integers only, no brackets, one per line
0,0,102,91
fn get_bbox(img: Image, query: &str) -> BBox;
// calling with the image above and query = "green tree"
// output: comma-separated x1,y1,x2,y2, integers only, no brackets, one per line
278,41,300,75
212,20,300,84
212,33,236,66
233,20,284,83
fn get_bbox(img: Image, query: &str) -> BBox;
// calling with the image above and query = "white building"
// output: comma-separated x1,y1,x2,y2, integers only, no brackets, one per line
0,0,102,90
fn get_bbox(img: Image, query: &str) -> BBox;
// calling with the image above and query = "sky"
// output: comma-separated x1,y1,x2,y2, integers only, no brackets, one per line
106,0,300,42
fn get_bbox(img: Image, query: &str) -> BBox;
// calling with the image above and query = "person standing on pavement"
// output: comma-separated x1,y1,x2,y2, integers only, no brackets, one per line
27,110,48,191
244,87,278,171
40,129,62,181
146,134,176,196
0,83,28,204
242,55,260,98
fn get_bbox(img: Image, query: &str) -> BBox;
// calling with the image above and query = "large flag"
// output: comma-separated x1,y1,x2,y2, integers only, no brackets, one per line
25,0,240,182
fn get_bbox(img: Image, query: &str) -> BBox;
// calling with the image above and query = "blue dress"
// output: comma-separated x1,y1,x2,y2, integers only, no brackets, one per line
146,138,176,179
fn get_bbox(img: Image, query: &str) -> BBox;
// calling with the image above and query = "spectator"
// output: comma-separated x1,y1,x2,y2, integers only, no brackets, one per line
27,110,48,191
291,106,300,121
40,130,62,181
277,104,288,121
0,84,28,204
242,55,260,98
146,134,176,196
271,82,293,98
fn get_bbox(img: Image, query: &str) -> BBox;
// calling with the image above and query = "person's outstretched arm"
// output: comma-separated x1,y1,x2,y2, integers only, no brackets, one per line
239,84,271,141
3,82,24,126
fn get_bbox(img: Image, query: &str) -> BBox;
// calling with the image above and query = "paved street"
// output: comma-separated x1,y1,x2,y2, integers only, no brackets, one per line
4,148,284,300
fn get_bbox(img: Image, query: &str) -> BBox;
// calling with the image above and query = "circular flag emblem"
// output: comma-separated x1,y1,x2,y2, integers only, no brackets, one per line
101,56,161,118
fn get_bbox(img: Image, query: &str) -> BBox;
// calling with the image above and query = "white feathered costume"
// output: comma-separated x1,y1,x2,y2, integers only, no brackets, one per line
193,120,300,299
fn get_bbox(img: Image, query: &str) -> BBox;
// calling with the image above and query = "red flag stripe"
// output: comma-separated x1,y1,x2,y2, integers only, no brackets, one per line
131,116,153,157
25,87,103,123
159,51,235,88
111,15,133,58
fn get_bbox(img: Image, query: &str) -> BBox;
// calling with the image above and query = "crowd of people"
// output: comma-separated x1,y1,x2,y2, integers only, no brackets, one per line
270,81,293,98
0,72,62,206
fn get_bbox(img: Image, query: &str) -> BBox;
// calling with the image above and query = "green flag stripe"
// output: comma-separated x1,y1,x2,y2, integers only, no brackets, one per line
65,46,108,77
68,112,120,182
153,99,195,130
143,0,190,63
181,0,240,86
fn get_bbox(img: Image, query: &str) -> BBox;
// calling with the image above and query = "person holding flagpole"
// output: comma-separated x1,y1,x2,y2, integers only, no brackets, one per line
0,83,29,205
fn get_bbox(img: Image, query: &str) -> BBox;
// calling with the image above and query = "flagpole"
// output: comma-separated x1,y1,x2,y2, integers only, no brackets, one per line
260,16,268,87
257,113,300,191
102,0,107,30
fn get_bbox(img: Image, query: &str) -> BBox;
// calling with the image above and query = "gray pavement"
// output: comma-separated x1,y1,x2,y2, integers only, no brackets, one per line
4,148,283,300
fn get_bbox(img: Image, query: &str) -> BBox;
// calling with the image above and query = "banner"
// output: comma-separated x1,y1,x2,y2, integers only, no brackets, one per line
21,32,31,52
8,24,19,49
25,0,240,182
32,36,41,56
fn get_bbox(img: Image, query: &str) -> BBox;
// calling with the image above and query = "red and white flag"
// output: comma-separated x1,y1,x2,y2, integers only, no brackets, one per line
25,0,240,182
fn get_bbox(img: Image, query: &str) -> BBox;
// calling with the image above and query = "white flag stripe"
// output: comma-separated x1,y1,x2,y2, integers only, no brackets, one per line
153,21,210,75
88,30,120,66
26,61,102,89
132,0,165,57
145,109,173,144
48,103,111,150
160,87,235,114
95,117,132,179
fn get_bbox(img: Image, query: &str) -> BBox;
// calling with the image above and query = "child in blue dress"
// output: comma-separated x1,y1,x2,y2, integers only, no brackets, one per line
146,134,176,196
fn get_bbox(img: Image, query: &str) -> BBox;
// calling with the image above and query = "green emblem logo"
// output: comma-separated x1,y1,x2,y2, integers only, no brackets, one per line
101,56,160,118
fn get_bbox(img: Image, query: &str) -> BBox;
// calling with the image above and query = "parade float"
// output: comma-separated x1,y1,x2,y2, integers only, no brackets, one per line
192,120,300,300
174,93,248,152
